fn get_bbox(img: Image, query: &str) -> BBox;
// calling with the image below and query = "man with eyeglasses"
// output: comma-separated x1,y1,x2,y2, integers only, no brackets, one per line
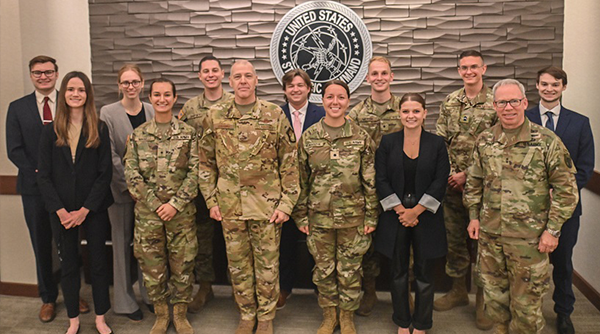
434,50,496,330
6,55,89,322
178,55,233,314
526,67,594,334
464,78,578,334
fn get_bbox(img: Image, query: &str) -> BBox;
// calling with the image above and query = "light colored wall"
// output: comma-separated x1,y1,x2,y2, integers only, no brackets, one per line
563,0,600,293
0,0,91,283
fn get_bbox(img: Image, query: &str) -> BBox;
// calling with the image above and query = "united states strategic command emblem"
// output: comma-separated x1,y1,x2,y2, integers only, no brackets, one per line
270,1,372,103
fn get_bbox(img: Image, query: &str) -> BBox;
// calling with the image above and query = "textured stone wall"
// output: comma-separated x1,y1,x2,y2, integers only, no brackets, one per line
88,0,564,128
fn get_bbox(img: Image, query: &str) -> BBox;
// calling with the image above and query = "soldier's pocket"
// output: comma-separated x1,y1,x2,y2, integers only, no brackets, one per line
516,256,550,298
306,230,317,256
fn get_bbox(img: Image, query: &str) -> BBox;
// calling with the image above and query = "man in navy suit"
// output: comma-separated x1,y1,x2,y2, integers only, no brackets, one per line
526,66,595,334
277,69,325,308
6,55,75,322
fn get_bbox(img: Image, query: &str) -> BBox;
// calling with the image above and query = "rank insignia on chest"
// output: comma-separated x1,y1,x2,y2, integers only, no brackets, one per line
330,149,340,159
460,115,470,123
381,123,389,131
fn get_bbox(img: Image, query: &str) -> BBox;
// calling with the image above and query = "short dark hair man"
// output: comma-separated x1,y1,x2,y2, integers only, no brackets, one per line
178,55,233,313
277,68,324,309
6,55,89,322
526,66,594,334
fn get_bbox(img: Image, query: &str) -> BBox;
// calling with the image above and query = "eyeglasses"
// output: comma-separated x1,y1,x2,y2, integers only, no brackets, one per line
31,70,56,78
120,80,142,88
494,98,524,109
458,65,483,72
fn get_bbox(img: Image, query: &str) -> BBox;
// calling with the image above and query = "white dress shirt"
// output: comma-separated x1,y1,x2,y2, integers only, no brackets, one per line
539,102,561,129
35,90,58,122
289,102,308,134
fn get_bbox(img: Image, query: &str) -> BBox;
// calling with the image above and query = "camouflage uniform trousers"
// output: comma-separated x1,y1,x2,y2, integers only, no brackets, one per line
479,231,550,334
222,219,281,321
307,226,371,311
193,195,215,282
133,202,198,304
444,189,482,287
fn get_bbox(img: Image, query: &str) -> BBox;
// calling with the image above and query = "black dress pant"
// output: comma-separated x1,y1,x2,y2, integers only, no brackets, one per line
50,210,111,318
21,194,59,304
391,224,435,330
279,218,316,292
550,215,580,316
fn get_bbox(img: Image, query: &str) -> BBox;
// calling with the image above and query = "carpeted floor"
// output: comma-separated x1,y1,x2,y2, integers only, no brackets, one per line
1,284,599,333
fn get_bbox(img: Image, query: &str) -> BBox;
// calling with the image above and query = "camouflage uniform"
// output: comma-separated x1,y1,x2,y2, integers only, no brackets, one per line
347,95,402,280
435,86,496,285
124,117,199,304
464,119,578,333
197,98,299,321
292,119,378,311
179,91,233,283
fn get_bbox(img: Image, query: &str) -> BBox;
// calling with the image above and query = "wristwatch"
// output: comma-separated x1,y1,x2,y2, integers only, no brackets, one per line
546,228,561,238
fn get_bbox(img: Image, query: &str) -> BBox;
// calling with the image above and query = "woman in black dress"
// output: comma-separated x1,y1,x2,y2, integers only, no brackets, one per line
38,71,113,334
374,93,449,334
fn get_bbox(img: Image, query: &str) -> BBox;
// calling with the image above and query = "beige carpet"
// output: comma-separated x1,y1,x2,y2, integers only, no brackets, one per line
1,284,599,333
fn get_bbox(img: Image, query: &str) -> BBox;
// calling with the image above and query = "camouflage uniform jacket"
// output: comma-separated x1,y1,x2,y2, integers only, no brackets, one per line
124,117,199,213
293,119,378,230
436,86,497,175
463,118,578,239
178,91,234,131
197,98,299,220
347,95,403,146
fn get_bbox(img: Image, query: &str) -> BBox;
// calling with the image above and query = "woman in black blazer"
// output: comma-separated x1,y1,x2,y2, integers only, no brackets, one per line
375,93,449,334
37,71,114,334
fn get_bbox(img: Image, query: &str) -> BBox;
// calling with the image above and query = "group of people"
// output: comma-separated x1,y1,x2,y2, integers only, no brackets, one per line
5,49,593,334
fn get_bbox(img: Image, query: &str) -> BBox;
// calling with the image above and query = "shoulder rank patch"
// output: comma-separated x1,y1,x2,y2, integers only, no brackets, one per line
565,153,573,169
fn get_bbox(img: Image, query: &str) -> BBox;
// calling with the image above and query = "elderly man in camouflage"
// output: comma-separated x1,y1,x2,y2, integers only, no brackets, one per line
434,50,497,330
178,55,233,313
464,79,578,334
197,60,299,334
348,56,403,316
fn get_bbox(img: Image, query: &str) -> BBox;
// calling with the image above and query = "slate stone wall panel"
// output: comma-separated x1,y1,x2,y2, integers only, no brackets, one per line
89,0,564,124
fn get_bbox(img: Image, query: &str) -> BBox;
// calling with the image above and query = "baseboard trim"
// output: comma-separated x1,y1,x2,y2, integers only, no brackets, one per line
0,281,39,298
573,270,600,312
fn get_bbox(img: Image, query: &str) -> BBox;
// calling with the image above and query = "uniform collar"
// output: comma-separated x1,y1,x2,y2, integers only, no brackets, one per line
458,84,489,105
491,117,532,146
147,116,181,136
226,98,263,119
364,95,399,114
316,118,354,141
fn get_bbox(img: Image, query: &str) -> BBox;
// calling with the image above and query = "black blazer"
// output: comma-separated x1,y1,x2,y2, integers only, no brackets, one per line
526,106,595,217
281,102,325,133
37,122,114,213
6,92,52,195
375,130,449,260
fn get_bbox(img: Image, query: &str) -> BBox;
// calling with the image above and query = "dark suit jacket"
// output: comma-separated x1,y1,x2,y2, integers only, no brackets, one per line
37,122,114,213
6,92,54,195
526,106,594,217
281,102,325,134
375,130,450,260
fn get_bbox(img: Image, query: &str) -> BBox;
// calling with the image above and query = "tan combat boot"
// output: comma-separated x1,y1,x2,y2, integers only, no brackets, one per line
355,278,377,316
188,281,214,313
234,318,255,334
150,301,170,334
433,276,469,311
317,307,338,334
475,287,493,330
339,310,357,334
255,320,273,334
493,322,509,334
173,303,194,334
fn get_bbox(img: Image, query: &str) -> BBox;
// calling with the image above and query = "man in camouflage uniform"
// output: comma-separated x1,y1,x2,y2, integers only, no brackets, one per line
197,60,299,334
464,79,578,334
434,50,497,330
293,94,378,334
124,78,199,334
178,55,233,313
347,56,403,316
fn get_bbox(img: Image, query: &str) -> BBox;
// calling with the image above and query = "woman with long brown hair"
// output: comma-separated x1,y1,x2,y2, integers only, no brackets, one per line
100,64,154,321
38,71,114,334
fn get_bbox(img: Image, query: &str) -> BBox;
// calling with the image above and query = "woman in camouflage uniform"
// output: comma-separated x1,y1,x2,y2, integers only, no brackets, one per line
293,80,378,334
124,78,199,334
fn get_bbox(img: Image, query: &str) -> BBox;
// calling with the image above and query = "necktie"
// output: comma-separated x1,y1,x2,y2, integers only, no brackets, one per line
293,110,302,141
43,96,52,125
545,111,555,132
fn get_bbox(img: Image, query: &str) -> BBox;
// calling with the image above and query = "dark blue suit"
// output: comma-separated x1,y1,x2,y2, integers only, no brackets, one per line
526,105,595,316
279,102,325,293
5,92,58,304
